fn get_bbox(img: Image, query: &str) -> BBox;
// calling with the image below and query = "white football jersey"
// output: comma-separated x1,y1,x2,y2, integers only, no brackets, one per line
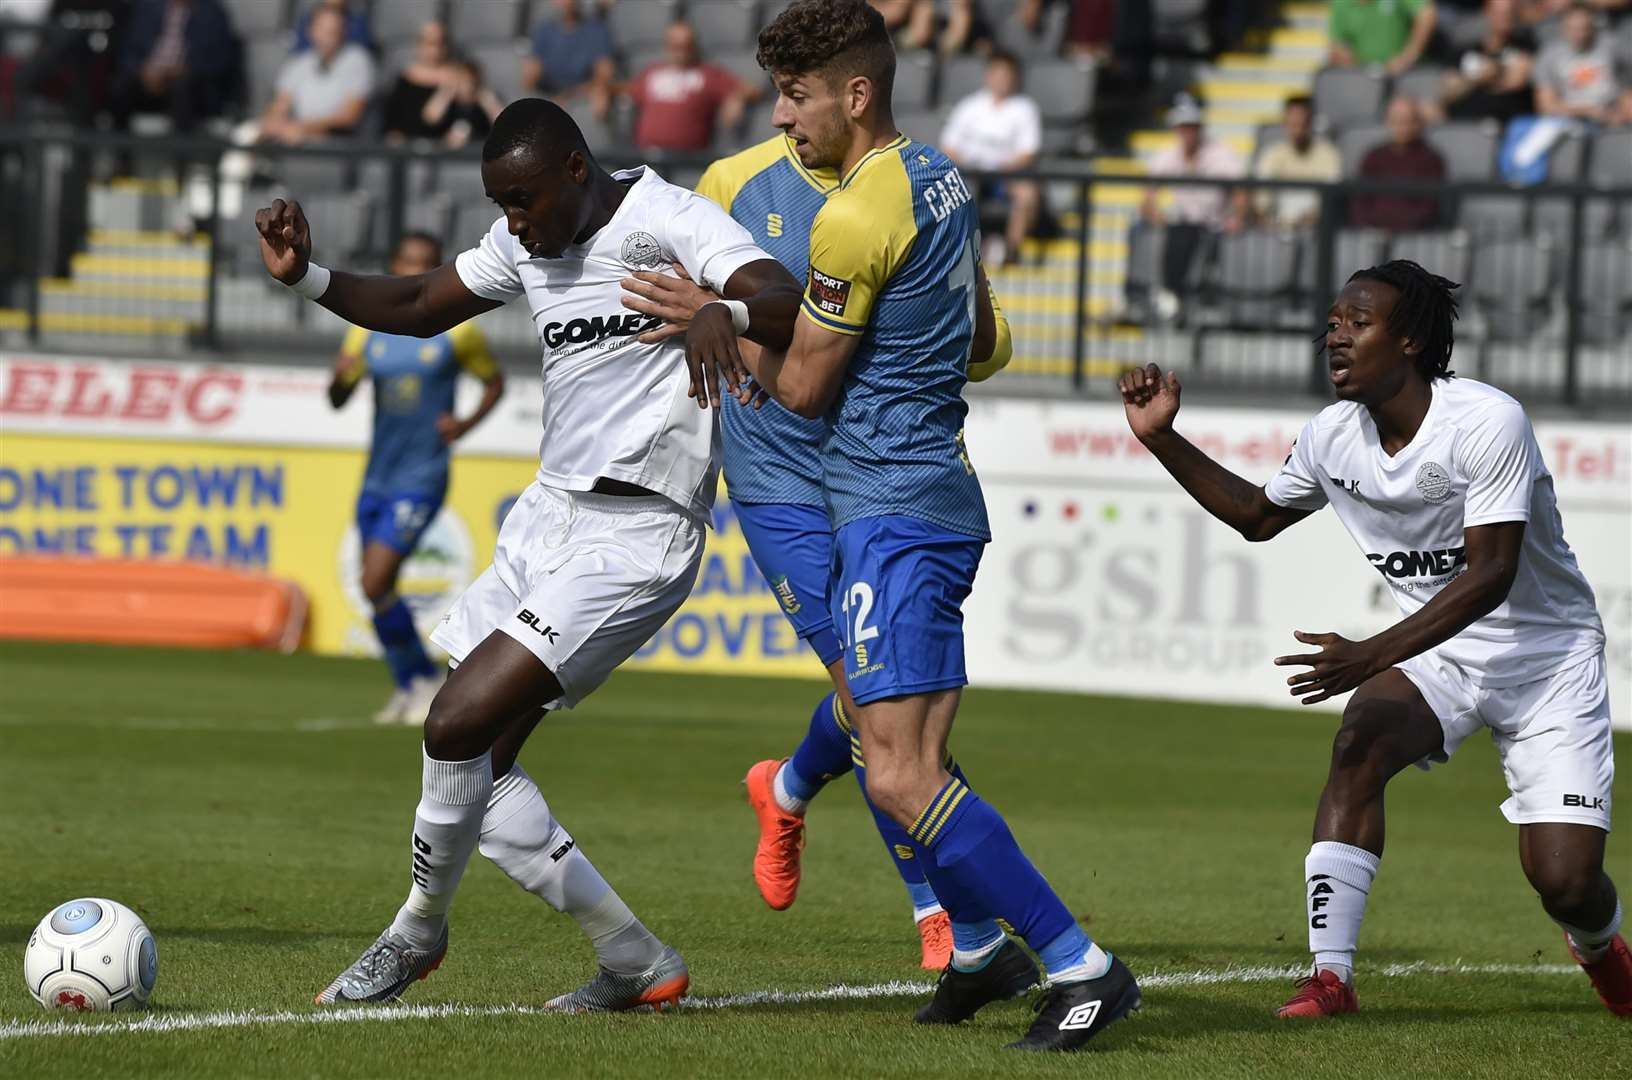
1265,377,1604,687
455,166,770,520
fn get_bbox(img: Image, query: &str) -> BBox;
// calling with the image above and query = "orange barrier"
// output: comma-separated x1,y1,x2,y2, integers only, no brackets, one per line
0,557,307,652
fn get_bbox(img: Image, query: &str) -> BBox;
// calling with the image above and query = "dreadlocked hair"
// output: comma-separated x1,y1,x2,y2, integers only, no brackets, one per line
1338,259,1461,381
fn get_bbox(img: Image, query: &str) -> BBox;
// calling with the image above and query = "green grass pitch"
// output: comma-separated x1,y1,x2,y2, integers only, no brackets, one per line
1,641,1626,1078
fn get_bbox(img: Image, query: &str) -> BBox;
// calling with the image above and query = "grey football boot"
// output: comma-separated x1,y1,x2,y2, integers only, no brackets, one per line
314,924,449,1005
544,945,690,1013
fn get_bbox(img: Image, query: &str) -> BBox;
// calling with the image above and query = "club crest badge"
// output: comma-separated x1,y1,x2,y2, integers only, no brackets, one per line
621,231,665,269
1416,461,1452,503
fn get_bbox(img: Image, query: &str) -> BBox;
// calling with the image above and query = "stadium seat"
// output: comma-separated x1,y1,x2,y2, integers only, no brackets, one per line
938,55,987,108
1545,127,1589,183
1028,60,1095,124
1313,66,1386,132
1251,122,1284,169
223,0,291,37
453,198,501,248
450,0,525,45
1576,240,1632,346
688,0,760,51
1297,228,1387,297
893,51,936,111
991,0,1069,57
1459,195,1528,239
1206,230,1300,326
374,0,442,47
1122,219,1163,320
264,150,352,198
716,48,766,90
607,0,680,55
1590,129,1632,190
244,36,292,112
1469,236,1555,342
468,40,529,105
1390,65,1446,106
1425,120,1499,180
895,107,951,147
1388,229,1472,288
1336,123,1388,176
432,159,489,201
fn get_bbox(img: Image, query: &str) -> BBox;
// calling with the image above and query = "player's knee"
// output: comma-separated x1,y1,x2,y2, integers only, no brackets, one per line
1527,858,1603,914
422,687,484,760
361,573,395,608
1330,701,1413,783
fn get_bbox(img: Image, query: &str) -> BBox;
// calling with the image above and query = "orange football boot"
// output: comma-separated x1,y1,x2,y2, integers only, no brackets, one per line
1567,931,1632,1017
917,910,953,970
1276,969,1360,1018
744,758,804,910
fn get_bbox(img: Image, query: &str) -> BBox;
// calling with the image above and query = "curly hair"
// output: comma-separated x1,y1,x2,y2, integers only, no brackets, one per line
756,0,895,99
1348,259,1460,381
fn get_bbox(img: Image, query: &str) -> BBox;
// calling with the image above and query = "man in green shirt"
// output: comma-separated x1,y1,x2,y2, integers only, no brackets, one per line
1329,0,1437,75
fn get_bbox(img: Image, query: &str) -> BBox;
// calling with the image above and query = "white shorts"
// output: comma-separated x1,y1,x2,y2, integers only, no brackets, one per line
1398,648,1614,831
430,481,704,709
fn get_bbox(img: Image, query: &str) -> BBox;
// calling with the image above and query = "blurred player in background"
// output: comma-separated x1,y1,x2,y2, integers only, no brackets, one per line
261,98,803,1012
1120,261,1628,1020
328,230,505,727
623,129,1013,972
681,0,1141,1050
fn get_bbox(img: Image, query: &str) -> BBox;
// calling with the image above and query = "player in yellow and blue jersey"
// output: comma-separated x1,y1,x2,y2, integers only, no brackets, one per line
679,0,1141,1050
645,135,1011,970
329,231,505,726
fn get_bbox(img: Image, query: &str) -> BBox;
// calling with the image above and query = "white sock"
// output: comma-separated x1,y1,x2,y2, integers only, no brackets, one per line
1047,941,1112,984
771,763,809,816
1305,841,1380,985
913,902,945,924
479,765,665,975
1558,897,1623,964
389,747,493,950
951,934,1005,971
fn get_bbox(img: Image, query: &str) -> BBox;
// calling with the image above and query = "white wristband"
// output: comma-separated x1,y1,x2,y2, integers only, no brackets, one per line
708,299,750,335
288,262,331,300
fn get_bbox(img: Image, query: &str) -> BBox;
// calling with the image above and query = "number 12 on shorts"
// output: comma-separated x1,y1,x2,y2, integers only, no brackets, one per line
842,580,879,666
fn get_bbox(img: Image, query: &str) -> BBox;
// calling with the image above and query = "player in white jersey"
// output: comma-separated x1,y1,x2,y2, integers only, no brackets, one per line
1120,260,1628,1020
255,99,802,1010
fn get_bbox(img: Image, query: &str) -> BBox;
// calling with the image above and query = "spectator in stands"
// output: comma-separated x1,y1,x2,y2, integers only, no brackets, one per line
1427,0,1536,125
1534,3,1631,125
109,0,239,135
941,50,1044,265
256,3,373,144
1348,95,1446,231
11,0,131,126
1253,95,1341,229
870,0,987,53
1327,0,1436,75
1140,96,1246,318
421,57,504,149
381,19,454,142
625,21,756,153
293,0,371,55
522,0,616,121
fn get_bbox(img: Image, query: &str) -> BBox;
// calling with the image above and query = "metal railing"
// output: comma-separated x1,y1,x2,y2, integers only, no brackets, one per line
0,128,1627,409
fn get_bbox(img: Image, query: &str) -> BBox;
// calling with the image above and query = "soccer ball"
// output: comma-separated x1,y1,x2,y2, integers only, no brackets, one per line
23,898,158,1012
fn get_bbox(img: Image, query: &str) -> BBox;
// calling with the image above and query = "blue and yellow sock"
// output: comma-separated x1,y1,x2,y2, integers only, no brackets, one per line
372,595,434,689
855,758,1004,967
911,776,1107,980
778,692,852,807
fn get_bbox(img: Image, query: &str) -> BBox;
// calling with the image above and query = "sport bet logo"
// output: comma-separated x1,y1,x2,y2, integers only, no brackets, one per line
808,267,852,317
1058,1000,1101,1031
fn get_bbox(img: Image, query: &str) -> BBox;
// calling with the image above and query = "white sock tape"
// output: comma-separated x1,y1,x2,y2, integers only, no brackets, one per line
288,262,331,300
708,299,750,335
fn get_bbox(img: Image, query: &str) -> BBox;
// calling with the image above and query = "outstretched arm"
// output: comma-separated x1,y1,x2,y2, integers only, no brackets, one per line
1276,521,1524,704
1120,363,1313,541
257,198,501,338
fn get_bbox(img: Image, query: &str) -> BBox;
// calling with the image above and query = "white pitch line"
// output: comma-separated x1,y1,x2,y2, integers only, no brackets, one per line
0,962,1581,1042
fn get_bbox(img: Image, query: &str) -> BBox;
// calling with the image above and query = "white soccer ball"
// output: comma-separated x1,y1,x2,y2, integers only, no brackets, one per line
23,898,158,1012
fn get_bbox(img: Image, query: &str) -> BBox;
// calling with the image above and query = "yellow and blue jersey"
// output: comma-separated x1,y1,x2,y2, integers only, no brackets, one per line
803,135,989,541
337,320,497,498
695,136,836,508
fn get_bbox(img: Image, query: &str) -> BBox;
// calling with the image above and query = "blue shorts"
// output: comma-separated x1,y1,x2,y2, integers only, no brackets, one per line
733,500,843,667
829,515,984,705
356,490,443,555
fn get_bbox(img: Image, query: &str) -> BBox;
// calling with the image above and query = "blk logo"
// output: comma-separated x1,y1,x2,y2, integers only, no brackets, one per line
1058,1000,1102,1031
1564,794,1606,810
411,832,433,888
549,838,576,862
1330,477,1361,495
1309,875,1334,929
517,609,560,644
